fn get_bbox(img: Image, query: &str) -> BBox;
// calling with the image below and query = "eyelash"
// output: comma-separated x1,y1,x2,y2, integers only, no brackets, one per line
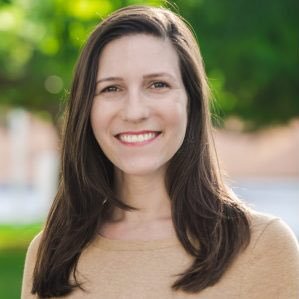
150,81,170,89
101,86,120,93
100,81,170,94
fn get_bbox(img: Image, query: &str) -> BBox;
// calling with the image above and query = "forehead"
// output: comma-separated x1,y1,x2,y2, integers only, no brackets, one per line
96,34,182,79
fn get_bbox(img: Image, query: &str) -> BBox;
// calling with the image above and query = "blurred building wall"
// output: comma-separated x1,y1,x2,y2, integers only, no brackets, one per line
215,119,299,178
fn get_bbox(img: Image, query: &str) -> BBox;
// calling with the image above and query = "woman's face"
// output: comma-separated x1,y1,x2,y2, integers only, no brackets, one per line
90,34,188,177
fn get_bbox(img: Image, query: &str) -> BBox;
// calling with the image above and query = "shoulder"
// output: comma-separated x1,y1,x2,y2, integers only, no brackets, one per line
27,231,43,252
21,231,43,299
24,231,44,265
239,210,299,297
247,209,299,254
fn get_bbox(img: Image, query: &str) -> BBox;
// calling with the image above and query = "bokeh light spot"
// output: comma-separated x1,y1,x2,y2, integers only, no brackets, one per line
44,75,63,94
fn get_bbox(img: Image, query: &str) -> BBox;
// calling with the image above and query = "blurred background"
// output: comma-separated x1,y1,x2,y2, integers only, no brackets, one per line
0,0,298,298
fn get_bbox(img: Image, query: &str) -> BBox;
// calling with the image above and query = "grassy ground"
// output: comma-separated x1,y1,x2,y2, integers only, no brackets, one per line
0,248,27,299
0,223,42,299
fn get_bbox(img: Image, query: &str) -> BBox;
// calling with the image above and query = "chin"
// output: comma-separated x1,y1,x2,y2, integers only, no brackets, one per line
116,161,166,177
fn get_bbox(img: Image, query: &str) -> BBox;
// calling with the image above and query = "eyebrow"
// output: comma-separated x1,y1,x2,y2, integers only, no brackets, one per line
96,72,176,84
144,73,176,81
96,76,122,84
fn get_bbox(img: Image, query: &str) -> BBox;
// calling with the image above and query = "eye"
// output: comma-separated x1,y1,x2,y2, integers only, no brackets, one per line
150,81,170,89
101,85,120,93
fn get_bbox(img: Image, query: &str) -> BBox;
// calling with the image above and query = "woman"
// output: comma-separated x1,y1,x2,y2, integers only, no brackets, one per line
22,5,299,298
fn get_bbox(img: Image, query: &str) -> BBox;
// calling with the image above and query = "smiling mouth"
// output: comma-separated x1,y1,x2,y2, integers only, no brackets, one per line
115,131,161,145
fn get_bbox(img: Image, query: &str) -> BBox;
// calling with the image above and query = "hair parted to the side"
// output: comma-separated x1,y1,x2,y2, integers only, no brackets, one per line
32,5,250,298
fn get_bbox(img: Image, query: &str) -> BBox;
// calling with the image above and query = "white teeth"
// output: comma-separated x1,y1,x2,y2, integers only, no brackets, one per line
118,132,158,143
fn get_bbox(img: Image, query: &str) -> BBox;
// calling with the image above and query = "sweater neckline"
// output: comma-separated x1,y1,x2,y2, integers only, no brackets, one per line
93,234,180,251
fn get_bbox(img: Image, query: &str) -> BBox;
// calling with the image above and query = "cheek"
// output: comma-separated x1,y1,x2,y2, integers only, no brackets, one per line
162,100,188,132
90,106,100,134
90,101,114,130
90,102,110,142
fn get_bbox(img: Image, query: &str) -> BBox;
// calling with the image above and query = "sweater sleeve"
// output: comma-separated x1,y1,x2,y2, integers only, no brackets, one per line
21,232,42,299
240,218,299,298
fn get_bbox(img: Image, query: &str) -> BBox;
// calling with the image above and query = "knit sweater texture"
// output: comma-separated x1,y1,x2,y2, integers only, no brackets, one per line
21,211,299,298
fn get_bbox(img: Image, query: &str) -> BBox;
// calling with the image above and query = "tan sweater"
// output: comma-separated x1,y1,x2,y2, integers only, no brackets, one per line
21,211,299,298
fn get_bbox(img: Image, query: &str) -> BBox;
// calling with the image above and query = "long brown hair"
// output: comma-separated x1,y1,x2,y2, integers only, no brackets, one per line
32,5,250,297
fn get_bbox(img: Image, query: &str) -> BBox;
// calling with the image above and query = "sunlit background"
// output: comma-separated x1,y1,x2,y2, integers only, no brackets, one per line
0,0,298,298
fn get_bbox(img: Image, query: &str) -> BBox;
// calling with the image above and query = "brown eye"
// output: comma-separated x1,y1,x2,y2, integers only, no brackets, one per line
150,81,169,89
101,86,120,93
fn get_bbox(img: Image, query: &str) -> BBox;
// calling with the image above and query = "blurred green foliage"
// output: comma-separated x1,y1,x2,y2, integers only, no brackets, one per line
0,249,26,299
175,0,299,128
0,224,41,299
0,223,41,250
0,0,298,129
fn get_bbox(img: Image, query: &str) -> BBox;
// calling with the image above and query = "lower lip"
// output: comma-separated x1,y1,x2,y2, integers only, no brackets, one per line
116,133,161,147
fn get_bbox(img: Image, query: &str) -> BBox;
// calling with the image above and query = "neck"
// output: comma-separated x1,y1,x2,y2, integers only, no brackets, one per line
111,168,172,224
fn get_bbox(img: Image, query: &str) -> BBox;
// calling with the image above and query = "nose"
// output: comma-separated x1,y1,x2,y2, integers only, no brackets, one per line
121,89,149,122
